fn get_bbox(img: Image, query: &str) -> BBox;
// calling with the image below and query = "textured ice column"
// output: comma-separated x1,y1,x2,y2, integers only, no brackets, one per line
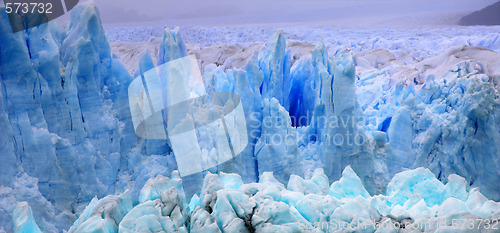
255,98,299,183
134,50,171,155
27,20,84,216
203,64,260,182
129,51,251,204
244,52,265,96
0,77,18,233
288,57,315,127
323,50,375,193
12,202,42,233
258,30,291,109
158,27,187,65
0,78,16,189
289,41,334,129
215,69,261,183
1,2,139,231
0,9,63,232
0,9,51,186
61,2,111,72
58,1,129,205
386,106,415,176
163,56,210,177
412,61,500,200
329,51,359,171
288,42,330,163
289,42,337,172
302,42,335,150
128,55,206,177
283,41,377,192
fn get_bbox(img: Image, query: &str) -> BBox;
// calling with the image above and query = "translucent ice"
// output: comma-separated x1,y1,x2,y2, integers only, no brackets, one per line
70,168,500,232
12,202,42,233
2,2,500,232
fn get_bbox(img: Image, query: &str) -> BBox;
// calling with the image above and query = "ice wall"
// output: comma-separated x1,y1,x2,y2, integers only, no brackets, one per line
0,2,141,231
1,2,500,232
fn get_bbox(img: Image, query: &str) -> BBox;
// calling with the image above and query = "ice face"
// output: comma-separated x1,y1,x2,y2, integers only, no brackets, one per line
258,30,291,110
12,202,42,233
1,2,500,232
0,2,136,231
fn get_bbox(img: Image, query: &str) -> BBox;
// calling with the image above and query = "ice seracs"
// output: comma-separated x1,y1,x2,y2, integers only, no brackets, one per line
20,167,500,232
68,191,132,233
1,1,500,232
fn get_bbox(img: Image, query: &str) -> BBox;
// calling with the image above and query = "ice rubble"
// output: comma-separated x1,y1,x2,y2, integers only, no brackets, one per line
25,168,500,232
0,1,500,232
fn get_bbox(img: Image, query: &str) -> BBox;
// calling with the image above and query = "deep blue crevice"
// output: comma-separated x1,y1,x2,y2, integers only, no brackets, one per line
378,117,392,133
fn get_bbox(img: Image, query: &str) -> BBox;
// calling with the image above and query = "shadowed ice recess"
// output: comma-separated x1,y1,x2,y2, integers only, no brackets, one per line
0,2,499,232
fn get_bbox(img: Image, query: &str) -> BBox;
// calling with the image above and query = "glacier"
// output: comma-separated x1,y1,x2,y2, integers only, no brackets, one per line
0,1,500,232
54,168,500,232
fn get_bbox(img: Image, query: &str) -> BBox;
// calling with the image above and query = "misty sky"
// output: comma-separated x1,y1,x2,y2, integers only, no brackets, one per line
90,0,500,27
2,0,498,27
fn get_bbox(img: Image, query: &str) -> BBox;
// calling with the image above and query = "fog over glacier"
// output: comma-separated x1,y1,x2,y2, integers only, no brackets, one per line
1,0,500,233
87,0,498,27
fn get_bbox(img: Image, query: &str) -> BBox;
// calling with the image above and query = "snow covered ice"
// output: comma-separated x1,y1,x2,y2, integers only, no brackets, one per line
1,1,500,232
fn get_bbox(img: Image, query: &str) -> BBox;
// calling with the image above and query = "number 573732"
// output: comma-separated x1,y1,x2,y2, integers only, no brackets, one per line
5,2,53,14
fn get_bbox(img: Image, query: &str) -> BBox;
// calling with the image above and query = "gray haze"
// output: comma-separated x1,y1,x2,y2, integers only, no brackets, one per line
2,0,499,27
91,0,499,27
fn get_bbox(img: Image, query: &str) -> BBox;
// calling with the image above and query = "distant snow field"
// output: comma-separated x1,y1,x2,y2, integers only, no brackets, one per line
107,26,500,79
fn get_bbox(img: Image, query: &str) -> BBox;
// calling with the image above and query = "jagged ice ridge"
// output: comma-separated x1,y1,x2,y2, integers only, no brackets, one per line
0,2,499,232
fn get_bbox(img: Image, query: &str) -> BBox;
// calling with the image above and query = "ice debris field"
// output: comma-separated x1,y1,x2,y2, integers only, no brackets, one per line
1,2,500,233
